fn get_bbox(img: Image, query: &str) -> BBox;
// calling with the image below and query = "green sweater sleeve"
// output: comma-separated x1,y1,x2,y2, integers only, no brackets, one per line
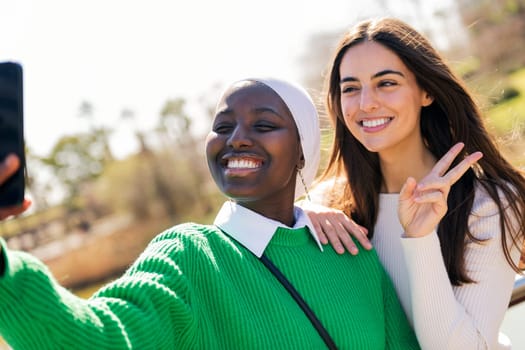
0,236,193,349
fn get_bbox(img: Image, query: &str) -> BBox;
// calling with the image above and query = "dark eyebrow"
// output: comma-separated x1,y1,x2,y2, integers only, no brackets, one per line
340,76,358,84
340,69,406,84
372,69,405,79
215,108,233,117
254,106,285,119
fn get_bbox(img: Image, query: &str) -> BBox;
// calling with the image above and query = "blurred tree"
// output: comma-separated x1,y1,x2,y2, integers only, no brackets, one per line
456,0,525,75
90,97,217,222
120,108,150,155
159,97,192,146
156,97,213,218
91,154,156,219
78,101,115,162
25,145,52,211
41,133,108,210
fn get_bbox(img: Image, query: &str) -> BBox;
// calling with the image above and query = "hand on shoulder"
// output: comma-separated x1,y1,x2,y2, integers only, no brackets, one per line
300,201,371,256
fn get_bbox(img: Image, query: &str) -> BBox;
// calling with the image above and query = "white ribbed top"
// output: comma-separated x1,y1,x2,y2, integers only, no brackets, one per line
374,187,522,350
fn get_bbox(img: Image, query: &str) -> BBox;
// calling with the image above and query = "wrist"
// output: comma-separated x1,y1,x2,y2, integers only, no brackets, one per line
403,228,436,239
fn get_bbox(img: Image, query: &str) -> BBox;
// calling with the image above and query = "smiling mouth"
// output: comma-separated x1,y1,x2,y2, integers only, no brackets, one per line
227,158,262,169
223,157,263,177
360,117,392,128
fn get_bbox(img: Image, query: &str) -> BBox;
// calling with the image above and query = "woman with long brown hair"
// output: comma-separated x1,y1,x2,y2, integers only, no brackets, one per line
305,17,525,349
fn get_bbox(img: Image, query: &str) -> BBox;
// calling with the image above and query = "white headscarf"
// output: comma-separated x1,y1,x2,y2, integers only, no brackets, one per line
217,78,321,200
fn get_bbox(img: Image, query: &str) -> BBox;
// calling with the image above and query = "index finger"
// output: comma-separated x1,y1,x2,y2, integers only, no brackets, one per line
431,142,465,177
337,215,372,250
443,151,483,186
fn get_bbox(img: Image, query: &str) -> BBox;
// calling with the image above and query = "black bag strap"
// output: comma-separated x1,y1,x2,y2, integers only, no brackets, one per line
259,254,338,350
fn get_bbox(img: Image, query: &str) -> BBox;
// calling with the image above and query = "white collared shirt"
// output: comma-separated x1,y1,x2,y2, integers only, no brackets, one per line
213,201,323,257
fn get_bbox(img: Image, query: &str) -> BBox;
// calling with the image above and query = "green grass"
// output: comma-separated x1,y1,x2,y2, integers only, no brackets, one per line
486,68,525,134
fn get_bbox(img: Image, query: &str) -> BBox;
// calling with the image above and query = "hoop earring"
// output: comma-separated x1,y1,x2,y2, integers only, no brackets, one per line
298,168,311,202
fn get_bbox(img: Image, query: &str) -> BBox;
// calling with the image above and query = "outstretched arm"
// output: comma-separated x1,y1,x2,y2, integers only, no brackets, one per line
0,155,194,348
0,235,192,349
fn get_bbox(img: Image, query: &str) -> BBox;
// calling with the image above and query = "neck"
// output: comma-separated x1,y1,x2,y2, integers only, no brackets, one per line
239,200,296,227
379,143,436,193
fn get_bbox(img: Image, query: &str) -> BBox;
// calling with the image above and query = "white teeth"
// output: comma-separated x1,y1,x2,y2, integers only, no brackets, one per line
362,118,390,128
228,159,260,169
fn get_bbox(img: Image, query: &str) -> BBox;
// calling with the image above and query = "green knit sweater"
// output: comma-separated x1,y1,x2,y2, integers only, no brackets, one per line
0,223,419,349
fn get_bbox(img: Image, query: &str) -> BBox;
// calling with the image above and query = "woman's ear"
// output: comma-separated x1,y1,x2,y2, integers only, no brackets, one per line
297,154,305,170
422,92,434,107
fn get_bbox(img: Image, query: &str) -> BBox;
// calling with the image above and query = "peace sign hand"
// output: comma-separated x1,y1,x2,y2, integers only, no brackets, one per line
398,143,483,238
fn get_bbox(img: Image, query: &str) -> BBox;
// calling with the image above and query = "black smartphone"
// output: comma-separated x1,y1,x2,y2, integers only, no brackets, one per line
0,61,25,207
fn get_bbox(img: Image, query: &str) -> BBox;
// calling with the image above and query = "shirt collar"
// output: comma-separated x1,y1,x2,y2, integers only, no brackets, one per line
213,201,323,257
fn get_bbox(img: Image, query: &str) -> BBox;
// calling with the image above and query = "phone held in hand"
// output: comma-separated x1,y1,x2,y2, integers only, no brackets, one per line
0,61,25,207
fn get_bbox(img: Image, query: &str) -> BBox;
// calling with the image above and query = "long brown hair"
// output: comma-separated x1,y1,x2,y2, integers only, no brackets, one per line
319,17,525,285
